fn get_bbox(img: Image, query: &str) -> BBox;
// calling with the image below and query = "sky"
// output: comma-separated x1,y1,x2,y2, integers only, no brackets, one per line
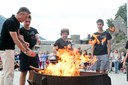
0,0,127,41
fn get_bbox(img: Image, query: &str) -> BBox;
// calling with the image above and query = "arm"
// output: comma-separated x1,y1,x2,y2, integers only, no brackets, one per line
118,53,121,61
53,39,59,54
90,34,95,56
18,34,29,48
124,50,128,62
9,32,36,57
91,44,94,56
53,46,58,55
10,32,27,52
107,40,111,57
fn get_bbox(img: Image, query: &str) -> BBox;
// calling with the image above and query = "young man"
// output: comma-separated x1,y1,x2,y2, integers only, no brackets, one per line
19,15,41,85
51,28,72,63
91,19,112,73
0,7,36,85
53,28,72,52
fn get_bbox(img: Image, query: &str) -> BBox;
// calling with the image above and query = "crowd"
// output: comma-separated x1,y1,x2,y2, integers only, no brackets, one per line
109,50,128,74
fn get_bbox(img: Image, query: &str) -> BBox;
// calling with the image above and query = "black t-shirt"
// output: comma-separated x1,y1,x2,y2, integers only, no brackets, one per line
0,15,20,50
20,27,38,49
54,38,71,49
91,31,112,55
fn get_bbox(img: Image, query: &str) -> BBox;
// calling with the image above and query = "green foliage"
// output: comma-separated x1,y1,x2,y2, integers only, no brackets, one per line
106,3,127,28
106,18,114,28
115,3,127,25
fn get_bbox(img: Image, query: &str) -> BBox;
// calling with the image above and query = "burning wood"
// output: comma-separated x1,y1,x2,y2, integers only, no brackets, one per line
38,48,97,76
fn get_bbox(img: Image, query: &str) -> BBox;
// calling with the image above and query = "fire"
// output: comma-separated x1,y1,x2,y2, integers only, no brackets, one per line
38,48,97,76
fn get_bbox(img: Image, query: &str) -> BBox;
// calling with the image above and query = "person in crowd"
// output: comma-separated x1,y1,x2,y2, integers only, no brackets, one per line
45,51,50,67
38,51,43,69
14,51,20,63
88,53,92,57
112,49,120,73
19,15,41,85
42,52,49,69
78,47,82,55
14,51,20,70
82,50,88,56
91,19,112,73
0,7,36,85
120,51,126,73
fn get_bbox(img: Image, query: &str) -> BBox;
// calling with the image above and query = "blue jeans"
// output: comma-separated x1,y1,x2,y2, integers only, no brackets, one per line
114,61,119,73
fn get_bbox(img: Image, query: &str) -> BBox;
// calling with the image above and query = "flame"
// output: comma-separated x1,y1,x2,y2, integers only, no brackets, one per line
38,48,97,76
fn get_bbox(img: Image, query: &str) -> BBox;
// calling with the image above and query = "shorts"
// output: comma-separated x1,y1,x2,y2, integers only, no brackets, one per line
92,54,109,71
19,52,39,71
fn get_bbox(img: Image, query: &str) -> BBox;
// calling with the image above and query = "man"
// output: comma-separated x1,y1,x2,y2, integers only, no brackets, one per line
19,15,41,85
0,7,36,85
91,19,112,73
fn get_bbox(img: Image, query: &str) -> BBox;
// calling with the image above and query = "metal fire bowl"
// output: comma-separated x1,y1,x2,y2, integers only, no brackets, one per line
29,71,111,85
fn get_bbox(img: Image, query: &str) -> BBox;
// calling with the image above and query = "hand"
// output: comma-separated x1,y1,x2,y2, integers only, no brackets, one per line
26,49,36,57
25,42,30,47
67,44,72,49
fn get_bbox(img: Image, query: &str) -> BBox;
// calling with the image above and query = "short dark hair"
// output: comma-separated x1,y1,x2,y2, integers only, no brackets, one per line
60,28,69,35
17,7,31,14
96,19,104,25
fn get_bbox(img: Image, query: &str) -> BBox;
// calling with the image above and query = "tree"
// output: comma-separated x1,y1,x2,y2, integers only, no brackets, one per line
115,3,127,26
106,18,114,28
